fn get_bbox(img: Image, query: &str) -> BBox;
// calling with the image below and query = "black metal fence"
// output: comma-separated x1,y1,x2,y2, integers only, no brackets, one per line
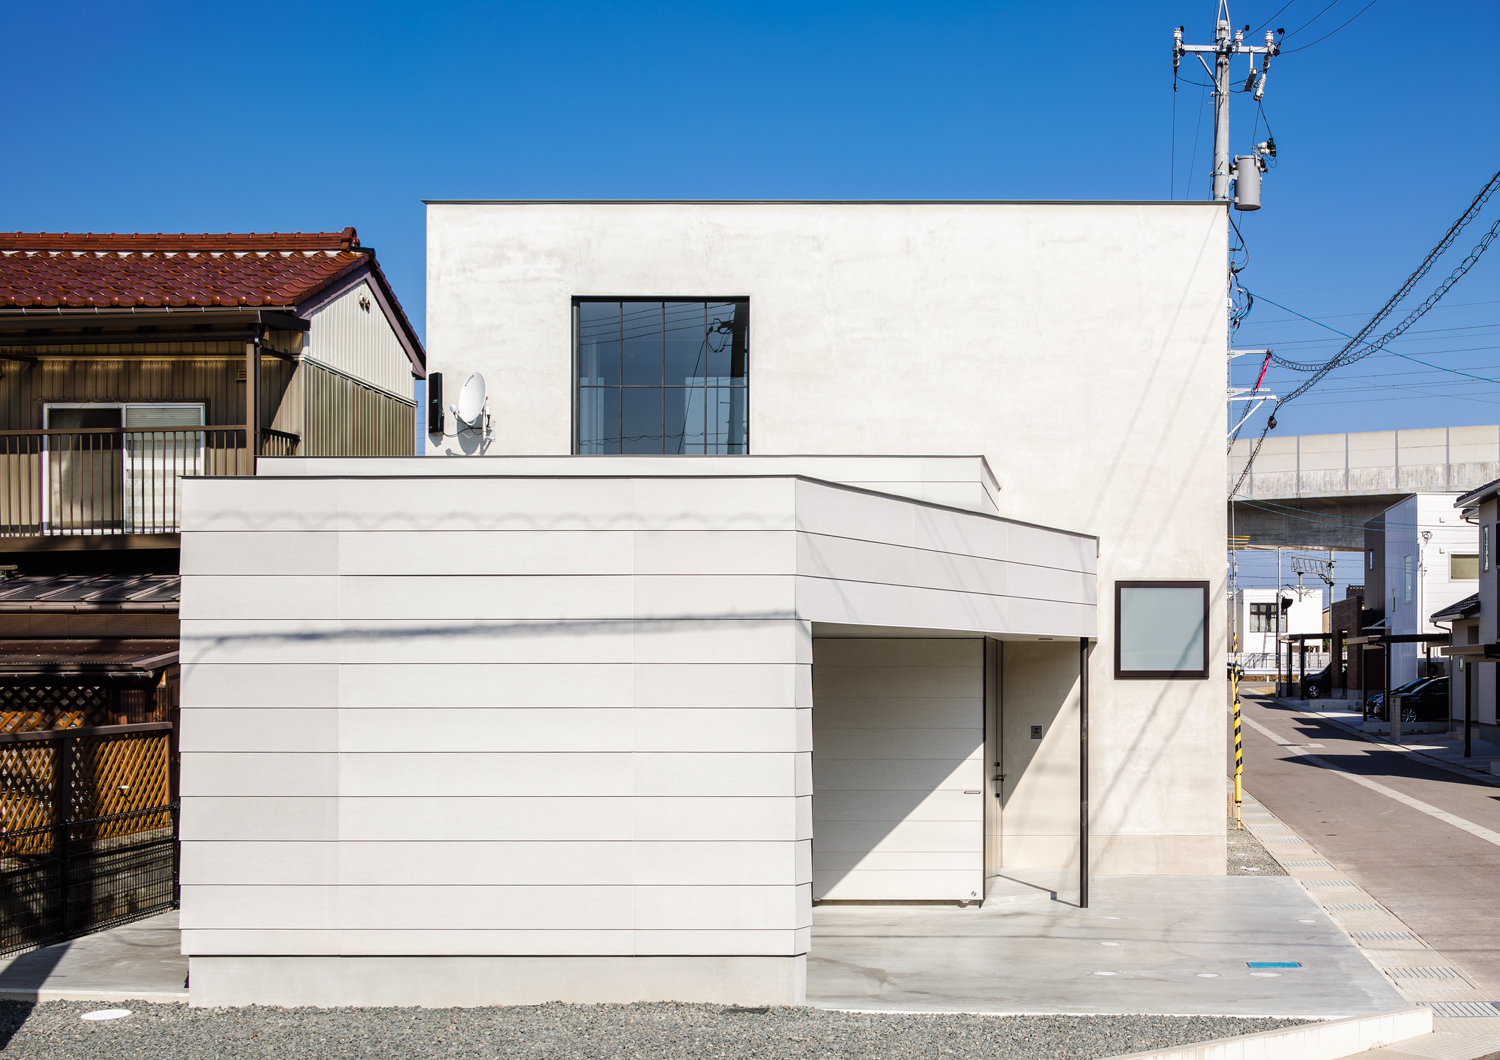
0,425,299,537
0,803,178,957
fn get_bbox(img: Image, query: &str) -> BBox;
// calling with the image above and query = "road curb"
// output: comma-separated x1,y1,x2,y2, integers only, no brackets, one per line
1097,1006,1431,1060
0,988,188,1004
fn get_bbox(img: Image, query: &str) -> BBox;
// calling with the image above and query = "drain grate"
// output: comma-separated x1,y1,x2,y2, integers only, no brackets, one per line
1304,879,1356,887
1284,860,1332,868
1263,838,1305,844
1389,967,1462,980
1326,903,1380,911
1423,1002,1500,1018
1351,930,1419,942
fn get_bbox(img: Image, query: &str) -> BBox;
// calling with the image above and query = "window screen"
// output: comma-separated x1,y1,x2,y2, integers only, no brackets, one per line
1451,554,1479,580
1115,581,1209,679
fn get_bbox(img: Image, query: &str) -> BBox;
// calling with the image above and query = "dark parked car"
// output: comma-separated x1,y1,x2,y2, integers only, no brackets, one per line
1299,665,1334,699
1362,676,1430,718
1364,677,1449,723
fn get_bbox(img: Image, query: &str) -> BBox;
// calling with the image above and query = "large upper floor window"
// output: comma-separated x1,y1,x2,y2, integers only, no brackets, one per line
575,299,748,454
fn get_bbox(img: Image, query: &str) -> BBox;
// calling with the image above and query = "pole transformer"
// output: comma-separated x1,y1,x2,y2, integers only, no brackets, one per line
1173,3,1281,205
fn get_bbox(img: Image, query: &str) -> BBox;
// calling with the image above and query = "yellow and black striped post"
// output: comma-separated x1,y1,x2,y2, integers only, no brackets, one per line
1231,647,1243,829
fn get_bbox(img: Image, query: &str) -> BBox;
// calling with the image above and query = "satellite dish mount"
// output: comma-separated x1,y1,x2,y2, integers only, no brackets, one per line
447,372,493,449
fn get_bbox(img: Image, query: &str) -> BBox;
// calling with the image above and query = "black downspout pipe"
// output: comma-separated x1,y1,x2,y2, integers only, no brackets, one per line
1079,636,1089,910
1385,642,1396,743
1465,661,1473,758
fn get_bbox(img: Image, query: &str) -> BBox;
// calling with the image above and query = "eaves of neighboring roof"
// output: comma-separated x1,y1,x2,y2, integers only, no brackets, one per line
1432,591,1480,623
0,228,425,375
0,573,179,613
0,639,178,678
1456,476,1500,510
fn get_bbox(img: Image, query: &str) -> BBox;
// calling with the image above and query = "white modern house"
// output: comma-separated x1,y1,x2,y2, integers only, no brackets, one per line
178,199,1228,1007
1373,493,1477,687
1229,586,1323,672
1442,479,1500,744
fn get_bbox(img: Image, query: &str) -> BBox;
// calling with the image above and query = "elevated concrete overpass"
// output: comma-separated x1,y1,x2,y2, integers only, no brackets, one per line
1229,426,1500,550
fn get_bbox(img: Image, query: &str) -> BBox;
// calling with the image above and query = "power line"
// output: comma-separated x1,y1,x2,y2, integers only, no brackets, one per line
1281,0,1343,39
1252,0,1301,35
1249,169,1500,376
1248,291,1500,357
1283,0,1381,52
1229,171,1500,488
1271,216,1500,377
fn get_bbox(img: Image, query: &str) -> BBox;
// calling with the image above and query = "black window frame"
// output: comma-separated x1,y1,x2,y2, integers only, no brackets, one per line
1249,601,1280,634
571,296,750,456
1114,580,1211,680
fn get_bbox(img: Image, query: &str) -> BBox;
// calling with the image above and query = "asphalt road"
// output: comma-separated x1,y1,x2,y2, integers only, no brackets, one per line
1233,692,1500,996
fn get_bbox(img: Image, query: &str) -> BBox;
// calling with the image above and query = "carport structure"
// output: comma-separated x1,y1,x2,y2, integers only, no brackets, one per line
177,455,1097,1007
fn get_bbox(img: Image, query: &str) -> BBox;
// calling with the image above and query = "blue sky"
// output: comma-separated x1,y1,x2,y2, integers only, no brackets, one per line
4,0,1495,451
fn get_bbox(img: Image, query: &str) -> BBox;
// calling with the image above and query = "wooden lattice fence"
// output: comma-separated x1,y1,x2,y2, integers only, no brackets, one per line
0,677,178,954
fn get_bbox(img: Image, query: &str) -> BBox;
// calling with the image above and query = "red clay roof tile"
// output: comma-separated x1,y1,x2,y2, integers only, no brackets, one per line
0,228,359,252
0,230,370,308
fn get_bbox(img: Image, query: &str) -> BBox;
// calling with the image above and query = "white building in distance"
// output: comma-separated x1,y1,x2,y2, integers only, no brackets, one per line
178,199,1228,1008
1230,587,1323,672
1371,493,1478,688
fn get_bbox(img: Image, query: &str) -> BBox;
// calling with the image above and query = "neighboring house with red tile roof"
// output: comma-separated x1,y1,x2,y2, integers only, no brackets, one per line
0,228,427,548
0,231,427,952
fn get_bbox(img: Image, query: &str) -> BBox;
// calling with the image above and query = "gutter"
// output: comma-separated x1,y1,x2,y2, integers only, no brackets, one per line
0,602,178,613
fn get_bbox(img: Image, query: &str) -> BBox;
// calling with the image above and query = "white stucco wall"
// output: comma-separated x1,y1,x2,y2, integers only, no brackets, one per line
424,201,1228,875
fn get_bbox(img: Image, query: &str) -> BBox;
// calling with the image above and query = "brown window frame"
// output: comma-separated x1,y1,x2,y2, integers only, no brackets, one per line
1114,580,1211,680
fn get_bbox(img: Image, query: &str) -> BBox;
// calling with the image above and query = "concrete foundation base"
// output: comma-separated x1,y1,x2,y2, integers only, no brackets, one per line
1000,835,1226,875
1362,720,1448,735
188,954,807,1008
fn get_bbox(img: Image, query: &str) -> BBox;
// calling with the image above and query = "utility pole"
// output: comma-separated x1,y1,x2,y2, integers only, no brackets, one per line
1174,2,1281,202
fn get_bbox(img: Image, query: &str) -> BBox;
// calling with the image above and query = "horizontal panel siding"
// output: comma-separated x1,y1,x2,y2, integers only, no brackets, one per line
811,638,983,902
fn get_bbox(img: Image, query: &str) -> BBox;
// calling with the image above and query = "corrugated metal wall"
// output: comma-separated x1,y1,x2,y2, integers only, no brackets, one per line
302,361,414,456
0,348,293,431
0,347,411,456
305,282,415,400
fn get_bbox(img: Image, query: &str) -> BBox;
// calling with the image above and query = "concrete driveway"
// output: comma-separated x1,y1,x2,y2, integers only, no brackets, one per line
808,871,1406,1016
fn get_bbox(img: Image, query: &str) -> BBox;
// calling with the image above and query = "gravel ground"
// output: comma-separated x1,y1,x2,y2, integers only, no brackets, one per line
0,1001,1314,1060
1227,815,1288,876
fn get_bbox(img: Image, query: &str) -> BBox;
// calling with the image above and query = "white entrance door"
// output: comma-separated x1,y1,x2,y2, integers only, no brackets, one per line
812,638,985,901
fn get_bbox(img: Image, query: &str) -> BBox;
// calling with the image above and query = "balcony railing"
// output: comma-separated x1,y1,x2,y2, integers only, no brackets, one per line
0,427,298,538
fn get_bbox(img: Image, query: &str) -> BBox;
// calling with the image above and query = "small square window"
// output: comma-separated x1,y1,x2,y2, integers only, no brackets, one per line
1115,581,1209,679
1249,602,1281,633
1451,554,1479,580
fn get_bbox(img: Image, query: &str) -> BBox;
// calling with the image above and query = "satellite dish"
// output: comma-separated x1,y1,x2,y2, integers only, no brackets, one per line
456,373,486,428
